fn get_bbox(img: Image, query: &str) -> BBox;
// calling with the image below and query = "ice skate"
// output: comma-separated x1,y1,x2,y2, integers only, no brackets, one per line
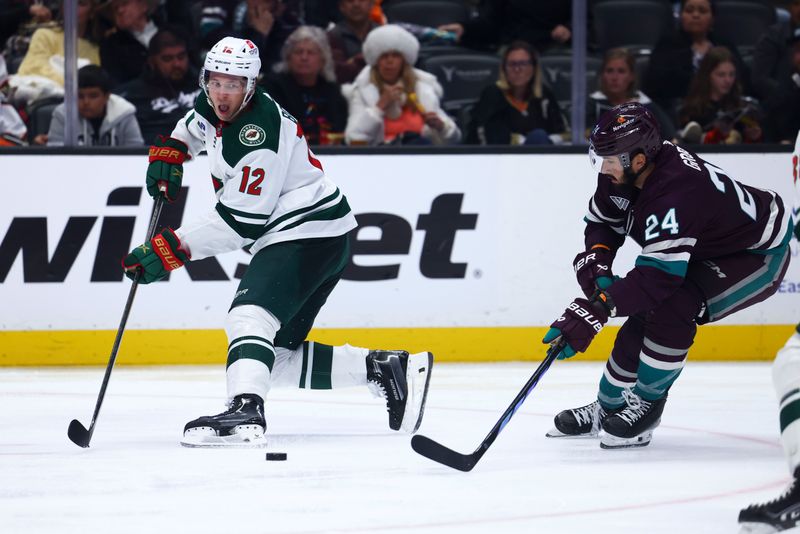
367,350,433,433
738,471,800,533
180,393,267,448
546,400,610,438
600,391,667,449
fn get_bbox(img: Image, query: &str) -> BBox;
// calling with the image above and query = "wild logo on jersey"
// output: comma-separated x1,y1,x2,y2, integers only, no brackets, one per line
239,124,266,146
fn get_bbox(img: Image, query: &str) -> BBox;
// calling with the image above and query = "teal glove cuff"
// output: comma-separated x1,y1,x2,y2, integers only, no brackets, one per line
542,327,577,360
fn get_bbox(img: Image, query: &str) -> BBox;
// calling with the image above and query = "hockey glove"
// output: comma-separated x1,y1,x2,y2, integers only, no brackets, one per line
146,136,189,202
122,228,189,284
542,292,614,360
573,245,616,298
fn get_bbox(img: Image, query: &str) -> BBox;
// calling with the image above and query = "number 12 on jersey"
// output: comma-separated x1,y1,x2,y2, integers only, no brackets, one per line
239,166,265,195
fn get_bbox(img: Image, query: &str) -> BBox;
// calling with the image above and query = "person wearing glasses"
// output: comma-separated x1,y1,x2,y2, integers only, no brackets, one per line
465,40,566,145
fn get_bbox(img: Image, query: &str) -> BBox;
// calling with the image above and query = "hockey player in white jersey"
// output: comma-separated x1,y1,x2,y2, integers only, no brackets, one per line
738,131,800,532
122,37,433,447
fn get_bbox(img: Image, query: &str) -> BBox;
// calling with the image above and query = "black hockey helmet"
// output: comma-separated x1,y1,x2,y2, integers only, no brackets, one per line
589,102,662,172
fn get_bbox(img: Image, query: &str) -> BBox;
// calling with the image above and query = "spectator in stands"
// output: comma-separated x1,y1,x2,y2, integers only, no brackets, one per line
465,40,565,145
44,64,143,145
752,0,800,99
0,54,27,145
343,24,460,145
327,0,377,84
98,0,161,87
438,0,572,53
763,27,800,143
15,0,100,89
644,0,748,120
678,46,763,144
262,26,347,145
114,28,200,144
587,47,676,141
302,0,341,29
0,0,56,47
199,0,300,74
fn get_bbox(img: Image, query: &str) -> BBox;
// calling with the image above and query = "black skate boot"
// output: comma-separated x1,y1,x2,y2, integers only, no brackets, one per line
367,350,433,433
180,393,266,448
600,391,667,449
738,469,800,533
546,400,611,438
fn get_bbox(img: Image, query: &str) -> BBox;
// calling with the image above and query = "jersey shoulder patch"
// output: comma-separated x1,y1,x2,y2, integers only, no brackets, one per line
222,91,281,167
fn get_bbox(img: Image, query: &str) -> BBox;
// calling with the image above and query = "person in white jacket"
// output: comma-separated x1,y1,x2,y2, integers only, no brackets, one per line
46,65,144,146
343,24,460,145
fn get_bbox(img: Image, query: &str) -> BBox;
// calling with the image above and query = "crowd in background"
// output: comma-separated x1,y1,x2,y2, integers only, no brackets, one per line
0,0,798,147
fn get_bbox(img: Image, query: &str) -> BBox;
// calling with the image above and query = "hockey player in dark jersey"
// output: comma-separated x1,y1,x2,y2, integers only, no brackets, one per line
543,102,793,449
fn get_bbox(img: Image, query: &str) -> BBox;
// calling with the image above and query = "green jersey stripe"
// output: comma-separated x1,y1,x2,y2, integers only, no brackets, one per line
228,335,274,351
264,188,341,232
226,342,276,371
279,197,352,233
309,343,333,389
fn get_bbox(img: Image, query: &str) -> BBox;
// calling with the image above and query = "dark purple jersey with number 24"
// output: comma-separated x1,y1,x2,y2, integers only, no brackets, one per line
583,141,791,317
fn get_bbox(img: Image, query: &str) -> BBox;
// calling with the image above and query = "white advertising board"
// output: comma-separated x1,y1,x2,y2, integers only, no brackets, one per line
1,151,798,333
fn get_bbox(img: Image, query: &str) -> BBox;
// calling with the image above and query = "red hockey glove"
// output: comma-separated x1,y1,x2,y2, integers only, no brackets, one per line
573,244,616,298
122,228,189,284
146,136,189,202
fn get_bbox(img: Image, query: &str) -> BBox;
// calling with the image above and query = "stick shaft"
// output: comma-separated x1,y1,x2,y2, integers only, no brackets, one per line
411,341,564,471
82,197,164,442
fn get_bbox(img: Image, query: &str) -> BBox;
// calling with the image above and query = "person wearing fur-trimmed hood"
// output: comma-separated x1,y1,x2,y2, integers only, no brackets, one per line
342,24,460,145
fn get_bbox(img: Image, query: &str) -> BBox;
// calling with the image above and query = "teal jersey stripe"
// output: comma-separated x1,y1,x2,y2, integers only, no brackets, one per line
299,341,310,388
781,398,800,432
185,111,195,127
635,255,688,277
280,197,352,233
708,248,788,318
309,343,334,390
264,188,341,232
752,219,794,255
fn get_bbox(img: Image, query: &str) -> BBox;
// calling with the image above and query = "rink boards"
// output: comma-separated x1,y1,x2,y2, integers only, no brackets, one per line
1,151,798,365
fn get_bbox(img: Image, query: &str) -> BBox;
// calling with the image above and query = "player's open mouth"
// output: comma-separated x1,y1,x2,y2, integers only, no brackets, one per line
218,104,230,114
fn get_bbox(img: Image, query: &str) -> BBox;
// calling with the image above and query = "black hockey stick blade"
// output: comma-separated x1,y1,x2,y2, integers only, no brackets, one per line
411,340,565,471
67,197,164,449
411,434,480,472
67,419,91,448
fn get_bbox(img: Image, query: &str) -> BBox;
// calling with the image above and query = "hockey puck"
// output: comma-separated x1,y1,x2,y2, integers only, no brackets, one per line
266,452,287,461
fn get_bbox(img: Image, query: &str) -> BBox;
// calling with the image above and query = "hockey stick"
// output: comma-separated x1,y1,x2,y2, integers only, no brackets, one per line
410,340,565,471
68,196,165,448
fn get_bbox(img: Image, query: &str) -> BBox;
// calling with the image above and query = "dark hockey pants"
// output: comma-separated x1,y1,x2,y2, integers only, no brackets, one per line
598,246,791,408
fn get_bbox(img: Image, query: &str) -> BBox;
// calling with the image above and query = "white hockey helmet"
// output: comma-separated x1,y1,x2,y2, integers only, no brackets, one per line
200,37,262,113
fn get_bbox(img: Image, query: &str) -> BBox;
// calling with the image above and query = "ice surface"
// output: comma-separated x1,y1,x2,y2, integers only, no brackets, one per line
0,362,789,533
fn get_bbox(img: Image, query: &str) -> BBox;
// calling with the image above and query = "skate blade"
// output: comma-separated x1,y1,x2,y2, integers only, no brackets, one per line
599,429,653,449
180,425,267,449
738,522,781,534
400,352,434,434
545,427,600,438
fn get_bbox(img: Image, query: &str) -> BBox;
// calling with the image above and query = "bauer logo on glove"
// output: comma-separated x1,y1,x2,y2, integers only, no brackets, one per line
122,228,190,284
565,301,604,333
146,136,189,202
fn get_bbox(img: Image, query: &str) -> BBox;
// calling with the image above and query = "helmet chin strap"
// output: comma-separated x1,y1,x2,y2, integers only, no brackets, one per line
622,160,650,186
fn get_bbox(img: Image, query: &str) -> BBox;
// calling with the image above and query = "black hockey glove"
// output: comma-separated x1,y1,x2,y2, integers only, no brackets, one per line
542,292,615,360
573,245,616,298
